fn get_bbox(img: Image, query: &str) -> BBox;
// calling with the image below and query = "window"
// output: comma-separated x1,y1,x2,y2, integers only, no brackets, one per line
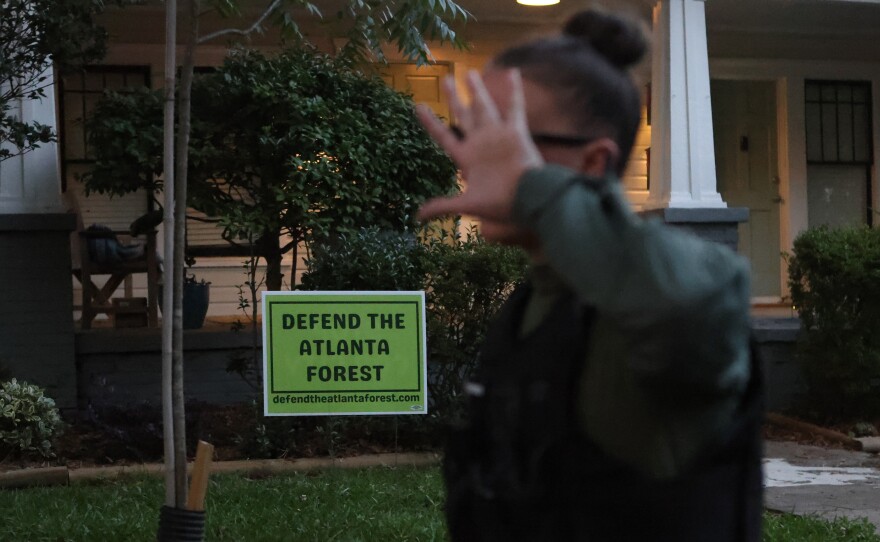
60,66,152,230
805,81,873,165
60,66,150,165
804,80,874,228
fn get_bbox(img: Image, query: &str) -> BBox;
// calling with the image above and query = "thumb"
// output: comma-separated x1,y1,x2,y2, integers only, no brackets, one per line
417,195,470,222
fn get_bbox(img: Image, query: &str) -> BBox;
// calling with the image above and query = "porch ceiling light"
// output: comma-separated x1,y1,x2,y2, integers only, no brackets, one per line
517,0,560,5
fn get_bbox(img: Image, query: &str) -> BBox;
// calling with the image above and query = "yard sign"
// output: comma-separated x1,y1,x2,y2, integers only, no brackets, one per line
262,291,427,416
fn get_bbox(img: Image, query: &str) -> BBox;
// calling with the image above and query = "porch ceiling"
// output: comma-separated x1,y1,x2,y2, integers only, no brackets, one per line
706,0,880,61
458,0,652,24
103,0,880,60
114,0,879,31
707,0,880,38
433,0,878,36
465,0,880,62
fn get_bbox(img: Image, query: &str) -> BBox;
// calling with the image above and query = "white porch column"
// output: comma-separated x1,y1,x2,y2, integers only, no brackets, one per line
645,0,725,209
0,64,63,214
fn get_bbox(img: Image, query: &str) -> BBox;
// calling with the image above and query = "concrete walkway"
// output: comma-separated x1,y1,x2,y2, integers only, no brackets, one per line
764,440,880,532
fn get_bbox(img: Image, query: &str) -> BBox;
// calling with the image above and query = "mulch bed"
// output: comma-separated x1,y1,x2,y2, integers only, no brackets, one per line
2,402,440,472
3,403,876,471
762,413,875,450
763,422,851,449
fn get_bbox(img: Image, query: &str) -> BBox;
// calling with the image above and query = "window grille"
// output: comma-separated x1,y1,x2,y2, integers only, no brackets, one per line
59,66,150,164
58,66,152,229
805,80,873,165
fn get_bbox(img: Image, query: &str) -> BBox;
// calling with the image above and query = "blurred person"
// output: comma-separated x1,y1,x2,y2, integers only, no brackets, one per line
417,9,763,542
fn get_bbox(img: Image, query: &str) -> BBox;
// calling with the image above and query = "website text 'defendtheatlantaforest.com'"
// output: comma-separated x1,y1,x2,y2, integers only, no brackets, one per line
271,393,421,405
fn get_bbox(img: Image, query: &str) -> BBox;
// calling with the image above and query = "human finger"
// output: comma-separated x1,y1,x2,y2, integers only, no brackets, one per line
466,70,501,126
416,105,462,161
443,76,473,134
505,69,529,130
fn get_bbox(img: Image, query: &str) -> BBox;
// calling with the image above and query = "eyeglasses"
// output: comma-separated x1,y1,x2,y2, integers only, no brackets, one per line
450,125,596,147
530,133,598,147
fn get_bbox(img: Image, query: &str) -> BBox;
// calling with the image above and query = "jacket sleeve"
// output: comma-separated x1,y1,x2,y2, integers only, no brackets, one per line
511,164,752,401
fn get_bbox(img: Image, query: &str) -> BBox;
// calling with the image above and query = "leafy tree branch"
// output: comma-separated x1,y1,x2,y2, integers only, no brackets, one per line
0,0,139,160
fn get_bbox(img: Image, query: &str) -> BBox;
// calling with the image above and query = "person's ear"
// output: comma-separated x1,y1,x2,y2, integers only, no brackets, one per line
579,138,620,177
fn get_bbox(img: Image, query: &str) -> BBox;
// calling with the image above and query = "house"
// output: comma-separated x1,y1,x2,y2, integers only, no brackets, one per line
1,0,878,408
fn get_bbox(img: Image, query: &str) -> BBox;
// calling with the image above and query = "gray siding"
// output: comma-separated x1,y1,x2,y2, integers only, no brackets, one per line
76,329,260,407
0,214,77,409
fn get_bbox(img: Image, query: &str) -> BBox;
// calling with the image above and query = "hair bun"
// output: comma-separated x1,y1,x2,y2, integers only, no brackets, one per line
563,10,648,69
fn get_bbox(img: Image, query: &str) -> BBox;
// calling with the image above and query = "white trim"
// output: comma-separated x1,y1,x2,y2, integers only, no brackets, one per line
646,0,726,210
711,58,880,77
751,296,784,305
776,79,793,300
819,0,880,4
0,65,63,214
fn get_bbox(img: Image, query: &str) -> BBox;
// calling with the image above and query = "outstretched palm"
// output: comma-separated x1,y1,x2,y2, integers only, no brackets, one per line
416,69,544,223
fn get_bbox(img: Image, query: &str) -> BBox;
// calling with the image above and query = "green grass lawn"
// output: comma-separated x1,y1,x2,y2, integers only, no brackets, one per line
764,511,880,542
1,466,878,541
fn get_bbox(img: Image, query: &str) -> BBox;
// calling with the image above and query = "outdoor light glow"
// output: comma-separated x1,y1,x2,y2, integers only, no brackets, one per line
517,0,560,5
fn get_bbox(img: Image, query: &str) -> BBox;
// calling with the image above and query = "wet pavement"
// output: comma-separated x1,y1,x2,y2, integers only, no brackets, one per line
764,440,880,532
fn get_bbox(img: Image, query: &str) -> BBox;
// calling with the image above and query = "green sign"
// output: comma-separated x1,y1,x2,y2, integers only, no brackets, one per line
262,291,427,416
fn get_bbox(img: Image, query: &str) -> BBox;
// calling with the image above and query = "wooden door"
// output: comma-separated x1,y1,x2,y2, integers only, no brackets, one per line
712,80,782,298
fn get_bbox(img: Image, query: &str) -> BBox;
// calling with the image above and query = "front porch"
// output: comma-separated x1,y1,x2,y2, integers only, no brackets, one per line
75,317,260,410
9,0,877,415
71,306,804,414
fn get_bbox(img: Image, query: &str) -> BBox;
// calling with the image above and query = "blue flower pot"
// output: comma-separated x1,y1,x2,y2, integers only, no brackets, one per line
159,281,210,330
182,281,210,330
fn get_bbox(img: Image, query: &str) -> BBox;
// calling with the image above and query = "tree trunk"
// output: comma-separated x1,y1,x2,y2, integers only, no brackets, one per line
259,234,284,291
161,0,177,509
170,0,200,508
290,242,298,290
247,249,261,389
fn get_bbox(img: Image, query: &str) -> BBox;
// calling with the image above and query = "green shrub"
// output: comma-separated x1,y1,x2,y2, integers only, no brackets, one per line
422,231,528,421
84,48,458,292
300,226,427,292
788,225,880,419
300,226,528,426
0,378,64,459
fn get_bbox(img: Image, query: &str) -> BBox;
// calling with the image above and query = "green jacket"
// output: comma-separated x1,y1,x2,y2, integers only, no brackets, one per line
511,165,752,479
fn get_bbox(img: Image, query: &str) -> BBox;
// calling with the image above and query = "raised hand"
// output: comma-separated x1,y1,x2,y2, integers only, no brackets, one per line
416,69,544,223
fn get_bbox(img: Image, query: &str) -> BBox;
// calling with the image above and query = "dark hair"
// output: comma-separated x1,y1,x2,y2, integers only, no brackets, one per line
494,10,648,175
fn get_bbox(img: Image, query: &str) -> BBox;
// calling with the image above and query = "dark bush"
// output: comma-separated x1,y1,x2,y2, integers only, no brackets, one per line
73,402,217,463
788,225,880,419
296,226,528,434
422,231,528,422
300,227,427,292
236,404,444,459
